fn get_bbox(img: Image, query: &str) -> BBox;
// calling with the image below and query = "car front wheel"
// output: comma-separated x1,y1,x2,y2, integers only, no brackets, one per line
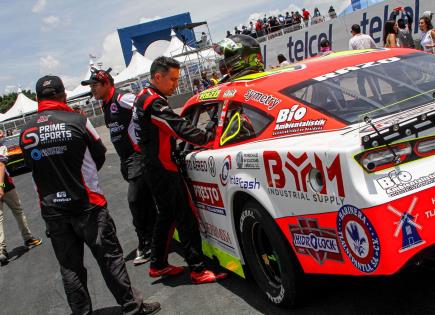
239,201,299,307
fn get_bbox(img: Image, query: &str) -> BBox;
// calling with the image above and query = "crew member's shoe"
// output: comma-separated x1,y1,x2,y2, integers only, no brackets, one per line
133,246,151,266
138,302,161,315
0,249,9,264
190,269,228,284
24,237,42,249
149,265,185,278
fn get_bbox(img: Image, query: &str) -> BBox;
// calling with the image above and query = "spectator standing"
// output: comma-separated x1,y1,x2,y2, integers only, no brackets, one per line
319,39,333,56
383,20,399,47
210,72,220,86
349,24,377,50
419,17,434,53
0,130,42,264
397,18,415,48
133,57,227,284
81,68,157,266
226,30,232,38
277,54,290,67
329,6,337,19
201,71,212,89
302,8,310,27
20,75,160,315
192,78,204,94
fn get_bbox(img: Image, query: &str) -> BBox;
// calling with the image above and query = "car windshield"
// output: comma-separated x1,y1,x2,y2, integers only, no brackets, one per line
279,52,435,124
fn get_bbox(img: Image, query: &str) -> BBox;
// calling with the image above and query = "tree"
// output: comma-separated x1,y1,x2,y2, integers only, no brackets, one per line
0,90,36,113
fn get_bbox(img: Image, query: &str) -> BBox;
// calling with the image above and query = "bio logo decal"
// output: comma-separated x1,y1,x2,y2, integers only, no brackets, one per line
376,170,435,198
273,105,326,136
199,88,221,101
337,205,380,273
289,218,343,264
220,155,232,186
387,196,425,253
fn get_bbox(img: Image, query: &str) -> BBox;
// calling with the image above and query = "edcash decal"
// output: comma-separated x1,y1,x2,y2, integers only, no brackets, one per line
337,205,380,273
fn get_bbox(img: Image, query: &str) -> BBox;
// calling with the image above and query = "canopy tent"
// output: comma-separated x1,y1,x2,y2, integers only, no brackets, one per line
0,92,37,122
164,30,196,60
67,61,94,100
114,45,153,84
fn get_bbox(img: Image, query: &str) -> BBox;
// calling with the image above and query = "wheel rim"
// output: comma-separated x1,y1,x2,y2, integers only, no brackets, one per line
251,221,282,286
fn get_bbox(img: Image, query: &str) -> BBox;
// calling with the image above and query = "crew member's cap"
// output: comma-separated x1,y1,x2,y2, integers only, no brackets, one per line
35,75,65,99
81,67,112,86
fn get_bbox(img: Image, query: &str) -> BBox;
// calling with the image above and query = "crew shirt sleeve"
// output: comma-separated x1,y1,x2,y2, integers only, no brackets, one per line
84,118,106,170
118,93,136,110
149,98,213,146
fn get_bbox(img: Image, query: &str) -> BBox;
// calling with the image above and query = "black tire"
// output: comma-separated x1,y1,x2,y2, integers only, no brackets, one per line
239,201,299,307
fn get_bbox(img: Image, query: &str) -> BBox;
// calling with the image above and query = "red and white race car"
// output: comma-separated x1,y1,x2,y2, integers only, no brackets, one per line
179,48,435,307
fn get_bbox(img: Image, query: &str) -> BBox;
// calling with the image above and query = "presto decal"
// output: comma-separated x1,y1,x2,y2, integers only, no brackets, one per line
191,181,226,216
337,205,380,273
387,196,426,253
264,151,345,205
289,218,343,264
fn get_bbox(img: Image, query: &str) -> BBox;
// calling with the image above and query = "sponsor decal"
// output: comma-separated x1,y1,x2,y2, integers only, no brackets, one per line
208,156,216,177
289,218,343,264
264,151,345,202
236,152,260,169
229,176,260,190
376,170,435,197
337,205,380,273
220,155,232,186
32,123,72,144
108,122,125,134
387,196,425,253
244,89,281,110
426,197,435,219
186,159,208,172
36,115,51,124
53,191,72,203
203,221,233,246
273,105,326,136
313,57,400,82
191,181,226,215
110,103,118,114
223,89,237,98
199,88,221,101
21,127,39,149
30,145,68,160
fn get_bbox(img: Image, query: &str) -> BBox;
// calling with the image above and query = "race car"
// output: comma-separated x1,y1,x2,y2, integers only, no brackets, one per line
178,48,435,307
3,133,29,175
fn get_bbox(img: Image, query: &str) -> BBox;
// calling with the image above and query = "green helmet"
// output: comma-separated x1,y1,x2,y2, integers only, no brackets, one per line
214,34,264,77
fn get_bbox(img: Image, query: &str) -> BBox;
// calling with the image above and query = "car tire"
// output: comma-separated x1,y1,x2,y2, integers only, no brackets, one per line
239,201,299,307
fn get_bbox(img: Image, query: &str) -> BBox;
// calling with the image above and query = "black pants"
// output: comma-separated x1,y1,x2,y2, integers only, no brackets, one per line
128,174,156,244
122,154,157,245
46,207,143,315
145,165,205,272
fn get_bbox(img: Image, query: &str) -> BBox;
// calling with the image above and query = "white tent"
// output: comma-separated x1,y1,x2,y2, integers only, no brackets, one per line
67,61,93,100
114,45,153,84
164,30,195,60
0,92,37,122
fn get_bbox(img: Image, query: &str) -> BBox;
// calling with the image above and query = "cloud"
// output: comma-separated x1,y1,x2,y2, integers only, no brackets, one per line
42,15,60,31
139,15,162,24
59,75,82,90
32,0,47,13
99,32,126,75
40,55,60,73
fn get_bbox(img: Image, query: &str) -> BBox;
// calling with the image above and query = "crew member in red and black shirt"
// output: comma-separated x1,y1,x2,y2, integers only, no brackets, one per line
81,68,156,266
20,75,160,315
133,56,227,284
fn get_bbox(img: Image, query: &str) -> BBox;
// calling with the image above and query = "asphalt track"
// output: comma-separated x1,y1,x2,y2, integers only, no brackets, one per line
1,126,434,315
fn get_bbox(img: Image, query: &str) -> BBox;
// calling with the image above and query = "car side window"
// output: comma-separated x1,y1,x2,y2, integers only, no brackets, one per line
220,102,273,146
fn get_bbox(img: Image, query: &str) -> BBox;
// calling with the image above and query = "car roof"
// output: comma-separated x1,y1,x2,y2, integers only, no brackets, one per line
183,48,419,111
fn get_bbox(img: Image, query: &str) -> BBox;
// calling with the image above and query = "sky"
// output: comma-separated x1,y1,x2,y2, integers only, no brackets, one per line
0,0,351,95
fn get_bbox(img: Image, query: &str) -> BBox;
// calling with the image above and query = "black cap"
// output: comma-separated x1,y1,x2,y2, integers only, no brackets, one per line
36,75,65,99
81,67,113,86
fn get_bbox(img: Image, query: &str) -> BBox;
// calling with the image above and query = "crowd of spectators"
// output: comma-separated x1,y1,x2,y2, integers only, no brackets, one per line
226,6,337,39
